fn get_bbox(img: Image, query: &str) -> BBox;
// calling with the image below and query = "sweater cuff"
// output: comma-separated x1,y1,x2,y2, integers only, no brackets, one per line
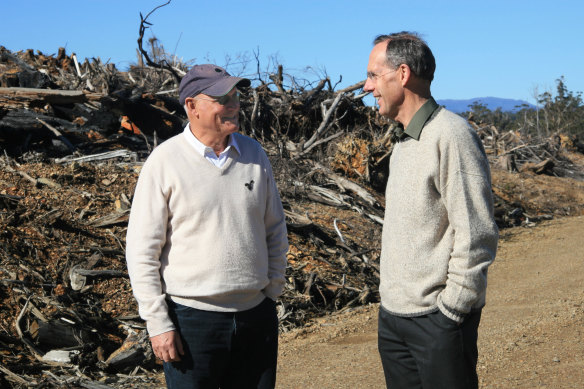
263,278,285,301
437,300,467,324
146,317,175,338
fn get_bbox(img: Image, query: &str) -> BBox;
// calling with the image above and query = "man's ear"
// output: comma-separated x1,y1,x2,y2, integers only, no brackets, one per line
399,64,412,87
185,99,199,118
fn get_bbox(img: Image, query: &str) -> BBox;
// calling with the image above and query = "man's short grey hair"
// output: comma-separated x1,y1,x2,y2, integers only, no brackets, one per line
373,32,436,82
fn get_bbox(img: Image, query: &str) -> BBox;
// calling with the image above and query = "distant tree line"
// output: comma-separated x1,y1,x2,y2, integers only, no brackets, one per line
462,77,583,140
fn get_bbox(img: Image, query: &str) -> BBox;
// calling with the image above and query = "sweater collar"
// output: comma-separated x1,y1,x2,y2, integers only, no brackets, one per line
403,97,439,141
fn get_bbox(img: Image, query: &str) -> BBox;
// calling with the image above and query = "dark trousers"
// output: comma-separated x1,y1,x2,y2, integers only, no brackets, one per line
378,307,482,389
164,297,279,389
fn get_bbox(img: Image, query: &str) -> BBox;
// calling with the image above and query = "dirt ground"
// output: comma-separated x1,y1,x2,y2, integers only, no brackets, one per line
275,215,584,389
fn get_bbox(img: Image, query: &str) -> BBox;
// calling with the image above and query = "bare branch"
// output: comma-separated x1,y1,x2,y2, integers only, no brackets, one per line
137,1,181,83
303,91,346,150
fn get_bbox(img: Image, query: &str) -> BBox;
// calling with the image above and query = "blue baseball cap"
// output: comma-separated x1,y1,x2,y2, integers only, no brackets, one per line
178,64,250,105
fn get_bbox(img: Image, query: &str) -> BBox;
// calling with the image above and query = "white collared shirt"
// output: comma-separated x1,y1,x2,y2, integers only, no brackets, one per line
183,124,240,168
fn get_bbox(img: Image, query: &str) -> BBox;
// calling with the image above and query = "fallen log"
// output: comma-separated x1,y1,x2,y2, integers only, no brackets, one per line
0,365,36,387
0,109,80,134
85,209,130,228
284,209,313,230
104,330,152,371
0,87,103,106
306,185,350,207
55,150,138,164
36,117,77,152
29,319,92,348
312,162,380,208
521,158,555,175
70,267,127,291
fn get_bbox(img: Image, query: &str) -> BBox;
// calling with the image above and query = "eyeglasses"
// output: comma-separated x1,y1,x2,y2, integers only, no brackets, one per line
193,91,240,105
366,69,396,81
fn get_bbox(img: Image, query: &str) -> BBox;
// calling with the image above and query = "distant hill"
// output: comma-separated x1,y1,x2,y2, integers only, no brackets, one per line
436,97,535,114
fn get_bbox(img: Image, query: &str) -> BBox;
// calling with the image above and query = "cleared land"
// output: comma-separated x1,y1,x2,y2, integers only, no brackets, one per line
276,215,584,389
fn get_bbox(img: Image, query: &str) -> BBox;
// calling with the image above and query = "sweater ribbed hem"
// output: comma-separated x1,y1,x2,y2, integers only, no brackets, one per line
169,291,266,313
380,302,484,324
379,303,439,318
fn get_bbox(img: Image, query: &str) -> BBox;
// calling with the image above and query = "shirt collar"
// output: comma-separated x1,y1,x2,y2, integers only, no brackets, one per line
183,124,241,157
403,97,439,141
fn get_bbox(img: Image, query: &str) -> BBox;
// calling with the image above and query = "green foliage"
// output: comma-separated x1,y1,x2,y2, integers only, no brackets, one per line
466,101,491,123
532,76,584,137
463,77,584,140
464,101,516,132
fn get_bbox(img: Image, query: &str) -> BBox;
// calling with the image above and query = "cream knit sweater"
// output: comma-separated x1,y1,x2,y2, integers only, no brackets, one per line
126,132,288,336
380,106,498,323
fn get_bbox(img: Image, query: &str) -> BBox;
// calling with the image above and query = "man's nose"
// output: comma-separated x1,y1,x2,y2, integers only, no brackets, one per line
363,79,374,93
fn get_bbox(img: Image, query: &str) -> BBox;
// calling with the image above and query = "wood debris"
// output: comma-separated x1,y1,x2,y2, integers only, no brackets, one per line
1,42,583,387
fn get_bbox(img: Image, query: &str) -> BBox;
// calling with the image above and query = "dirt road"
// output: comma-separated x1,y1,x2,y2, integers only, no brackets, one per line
276,215,584,388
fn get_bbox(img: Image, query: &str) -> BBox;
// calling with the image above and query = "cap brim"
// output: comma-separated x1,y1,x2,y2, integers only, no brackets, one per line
202,77,251,97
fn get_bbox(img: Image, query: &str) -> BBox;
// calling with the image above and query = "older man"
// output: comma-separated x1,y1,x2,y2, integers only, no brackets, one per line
364,33,498,389
126,64,289,389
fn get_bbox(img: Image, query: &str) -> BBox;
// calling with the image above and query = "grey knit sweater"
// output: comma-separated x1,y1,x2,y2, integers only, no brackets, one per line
380,99,498,323
126,132,288,336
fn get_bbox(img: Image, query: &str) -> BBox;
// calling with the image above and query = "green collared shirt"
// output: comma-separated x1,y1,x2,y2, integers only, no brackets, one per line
403,97,440,141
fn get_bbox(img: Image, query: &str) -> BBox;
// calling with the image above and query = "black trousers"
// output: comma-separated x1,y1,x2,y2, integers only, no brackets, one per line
164,297,279,389
378,307,481,389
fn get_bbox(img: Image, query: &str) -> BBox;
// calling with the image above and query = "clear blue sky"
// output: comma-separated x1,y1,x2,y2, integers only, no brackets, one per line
2,0,582,104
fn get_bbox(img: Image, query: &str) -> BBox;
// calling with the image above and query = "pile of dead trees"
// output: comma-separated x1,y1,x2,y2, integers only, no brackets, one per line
0,44,393,387
470,118,584,227
474,120,584,179
1,44,584,387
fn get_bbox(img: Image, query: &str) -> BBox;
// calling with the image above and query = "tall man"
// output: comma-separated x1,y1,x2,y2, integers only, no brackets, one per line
126,64,289,389
364,32,499,389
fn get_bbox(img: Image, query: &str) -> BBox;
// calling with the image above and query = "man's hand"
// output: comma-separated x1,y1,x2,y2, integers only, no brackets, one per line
150,330,184,362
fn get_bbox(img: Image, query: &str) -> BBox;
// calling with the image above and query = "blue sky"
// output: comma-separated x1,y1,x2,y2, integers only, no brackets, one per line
2,0,582,104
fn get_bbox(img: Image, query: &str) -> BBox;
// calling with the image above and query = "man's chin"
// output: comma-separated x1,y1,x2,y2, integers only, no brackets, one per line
221,118,239,129
378,107,395,120
378,108,390,118
223,123,239,133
